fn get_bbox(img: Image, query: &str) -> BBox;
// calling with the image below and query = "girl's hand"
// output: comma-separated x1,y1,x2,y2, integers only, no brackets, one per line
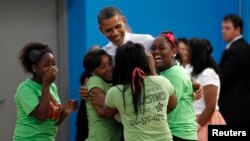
64,99,78,114
43,66,59,86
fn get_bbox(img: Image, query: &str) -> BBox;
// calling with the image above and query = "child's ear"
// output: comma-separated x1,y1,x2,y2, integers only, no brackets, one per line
172,47,177,57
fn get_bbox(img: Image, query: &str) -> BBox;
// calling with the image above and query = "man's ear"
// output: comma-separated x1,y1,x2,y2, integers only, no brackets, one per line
98,25,104,34
235,27,241,35
122,16,127,25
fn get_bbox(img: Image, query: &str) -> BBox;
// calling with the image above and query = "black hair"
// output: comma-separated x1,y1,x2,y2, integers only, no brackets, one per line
177,38,189,47
188,38,219,77
97,6,123,25
82,49,112,78
223,14,243,34
18,42,53,74
113,41,150,115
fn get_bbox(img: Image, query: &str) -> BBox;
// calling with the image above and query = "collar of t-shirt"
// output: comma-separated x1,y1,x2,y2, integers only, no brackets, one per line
225,35,243,50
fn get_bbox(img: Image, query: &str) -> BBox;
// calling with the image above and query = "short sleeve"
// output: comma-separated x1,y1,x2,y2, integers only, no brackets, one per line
160,76,174,96
167,75,184,102
105,87,117,109
164,77,174,96
15,85,39,116
199,68,220,87
86,76,105,91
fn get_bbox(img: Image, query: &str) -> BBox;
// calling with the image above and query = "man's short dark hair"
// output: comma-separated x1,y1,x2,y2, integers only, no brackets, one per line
97,6,123,25
223,14,243,33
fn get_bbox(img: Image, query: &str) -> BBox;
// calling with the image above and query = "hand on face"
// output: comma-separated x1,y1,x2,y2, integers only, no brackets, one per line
42,66,59,86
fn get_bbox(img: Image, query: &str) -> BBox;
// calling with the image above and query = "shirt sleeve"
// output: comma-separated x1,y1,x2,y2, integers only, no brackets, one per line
162,77,174,96
167,75,185,102
15,85,39,116
105,87,117,108
143,35,155,51
199,68,220,87
86,76,105,91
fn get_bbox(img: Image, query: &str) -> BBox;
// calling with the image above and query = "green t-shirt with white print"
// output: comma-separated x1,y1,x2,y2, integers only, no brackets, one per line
106,76,174,141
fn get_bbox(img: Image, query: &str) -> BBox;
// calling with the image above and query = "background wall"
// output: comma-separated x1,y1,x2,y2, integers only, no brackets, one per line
67,0,249,141
0,0,68,141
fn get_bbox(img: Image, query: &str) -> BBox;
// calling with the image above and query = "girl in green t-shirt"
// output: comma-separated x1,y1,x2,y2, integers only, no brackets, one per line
104,41,177,141
81,49,122,141
14,42,78,141
150,31,197,141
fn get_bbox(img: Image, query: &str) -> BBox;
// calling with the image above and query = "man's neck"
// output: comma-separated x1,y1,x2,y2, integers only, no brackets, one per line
226,34,243,49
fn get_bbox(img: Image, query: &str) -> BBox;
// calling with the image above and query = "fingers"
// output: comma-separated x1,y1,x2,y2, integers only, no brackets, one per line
194,87,203,100
79,78,89,99
64,99,78,113
79,86,88,100
192,81,201,91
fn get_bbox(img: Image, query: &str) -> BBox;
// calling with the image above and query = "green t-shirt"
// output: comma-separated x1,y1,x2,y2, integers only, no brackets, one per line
106,76,174,141
160,65,197,140
13,79,62,141
86,75,122,141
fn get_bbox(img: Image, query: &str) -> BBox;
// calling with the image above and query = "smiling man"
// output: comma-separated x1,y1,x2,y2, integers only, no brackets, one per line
98,6,154,59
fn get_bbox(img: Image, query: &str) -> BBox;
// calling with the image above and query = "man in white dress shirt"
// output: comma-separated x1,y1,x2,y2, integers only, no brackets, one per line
97,6,155,59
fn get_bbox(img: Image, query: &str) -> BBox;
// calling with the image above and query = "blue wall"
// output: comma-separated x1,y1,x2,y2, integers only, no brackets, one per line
67,0,248,140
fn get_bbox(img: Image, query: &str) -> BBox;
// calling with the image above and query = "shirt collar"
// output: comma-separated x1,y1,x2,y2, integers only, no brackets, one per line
225,35,243,50
123,31,130,45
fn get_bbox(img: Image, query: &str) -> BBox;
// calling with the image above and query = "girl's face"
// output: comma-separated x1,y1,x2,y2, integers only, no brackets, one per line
150,36,176,70
93,55,113,82
177,41,190,65
32,52,56,78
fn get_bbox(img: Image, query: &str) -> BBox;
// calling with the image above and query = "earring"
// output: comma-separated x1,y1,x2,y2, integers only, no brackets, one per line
33,69,36,72
172,54,176,58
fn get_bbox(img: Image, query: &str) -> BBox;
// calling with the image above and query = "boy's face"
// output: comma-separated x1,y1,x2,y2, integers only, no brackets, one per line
99,15,126,46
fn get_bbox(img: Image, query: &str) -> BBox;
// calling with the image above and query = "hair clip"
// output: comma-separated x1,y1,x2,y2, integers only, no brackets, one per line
161,31,176,48
29,50,42,62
